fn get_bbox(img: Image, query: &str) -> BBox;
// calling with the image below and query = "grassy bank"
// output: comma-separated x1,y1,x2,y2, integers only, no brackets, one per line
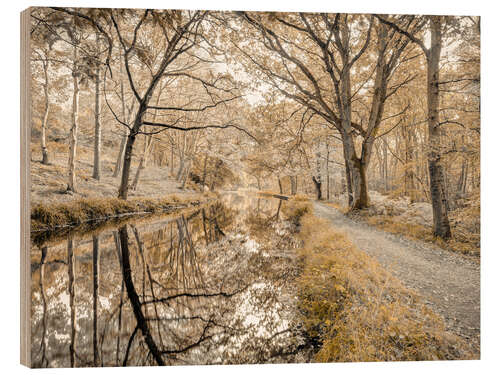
325,202,480,256
360,213,479,255
31,192,216,233
285,198,476,362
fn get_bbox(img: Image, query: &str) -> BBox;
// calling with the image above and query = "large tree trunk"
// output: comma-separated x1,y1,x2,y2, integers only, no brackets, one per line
341,133,368,210
426,16,451,239
351,157,369,209
41,58,50,165
337,36,369,210
67,45,79,193
354,24,389,208
92,59,102,180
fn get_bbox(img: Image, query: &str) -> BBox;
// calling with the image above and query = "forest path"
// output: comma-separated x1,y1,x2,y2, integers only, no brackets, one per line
313,202,480,352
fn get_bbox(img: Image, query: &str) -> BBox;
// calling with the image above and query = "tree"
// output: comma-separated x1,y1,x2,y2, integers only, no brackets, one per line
32,48,51,165
377,15,452,238
67,25,80,193
233,12,416,208
92,32,103,180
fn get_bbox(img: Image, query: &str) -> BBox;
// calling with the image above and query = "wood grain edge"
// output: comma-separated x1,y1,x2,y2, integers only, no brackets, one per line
20,7,32,368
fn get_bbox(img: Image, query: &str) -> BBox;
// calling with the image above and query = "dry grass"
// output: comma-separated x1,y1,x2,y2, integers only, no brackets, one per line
31,200,217,247
324,198,479,255
31,192,215,232
354,211,479,256
284,201,475,362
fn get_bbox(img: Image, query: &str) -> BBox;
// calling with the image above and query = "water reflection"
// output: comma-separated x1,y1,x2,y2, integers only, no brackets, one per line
31,193,311,367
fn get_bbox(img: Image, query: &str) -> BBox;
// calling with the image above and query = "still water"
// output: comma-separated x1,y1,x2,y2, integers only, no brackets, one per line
30,192,313,367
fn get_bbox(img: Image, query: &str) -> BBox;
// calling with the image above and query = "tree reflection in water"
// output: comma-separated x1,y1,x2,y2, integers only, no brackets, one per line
30,194,312,367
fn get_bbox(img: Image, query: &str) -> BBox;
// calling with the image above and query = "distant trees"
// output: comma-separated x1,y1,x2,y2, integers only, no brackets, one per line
31,8,67,165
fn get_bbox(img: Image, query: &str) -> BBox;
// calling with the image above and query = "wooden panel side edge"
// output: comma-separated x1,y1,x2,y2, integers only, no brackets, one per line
20,7,32,368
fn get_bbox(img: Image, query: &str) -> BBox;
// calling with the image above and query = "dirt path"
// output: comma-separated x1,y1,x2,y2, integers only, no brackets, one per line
314,202,480,353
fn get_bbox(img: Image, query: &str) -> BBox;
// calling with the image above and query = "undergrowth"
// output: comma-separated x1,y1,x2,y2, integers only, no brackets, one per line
284,198,476,362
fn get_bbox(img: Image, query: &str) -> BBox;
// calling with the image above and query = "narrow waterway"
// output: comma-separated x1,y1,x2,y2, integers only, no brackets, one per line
30,192,312,367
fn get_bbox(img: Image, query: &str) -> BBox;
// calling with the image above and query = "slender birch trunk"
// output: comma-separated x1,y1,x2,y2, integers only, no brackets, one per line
67,44,79,193
92,49,102,180
41,58,50,165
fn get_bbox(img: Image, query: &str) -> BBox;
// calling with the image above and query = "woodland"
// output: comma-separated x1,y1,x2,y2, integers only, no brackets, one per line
30,8,479,240
27,7,481,366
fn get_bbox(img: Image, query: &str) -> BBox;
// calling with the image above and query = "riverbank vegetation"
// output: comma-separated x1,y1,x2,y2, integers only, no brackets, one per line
285,198,476,361
31,192,215,232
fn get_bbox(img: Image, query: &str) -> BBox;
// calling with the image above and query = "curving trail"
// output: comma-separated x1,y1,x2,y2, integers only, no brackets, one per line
314,202,480,353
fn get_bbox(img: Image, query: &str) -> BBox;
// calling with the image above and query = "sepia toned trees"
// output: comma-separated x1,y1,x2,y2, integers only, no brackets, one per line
232,12,420,209
375,15,479,238
29,8,479,240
